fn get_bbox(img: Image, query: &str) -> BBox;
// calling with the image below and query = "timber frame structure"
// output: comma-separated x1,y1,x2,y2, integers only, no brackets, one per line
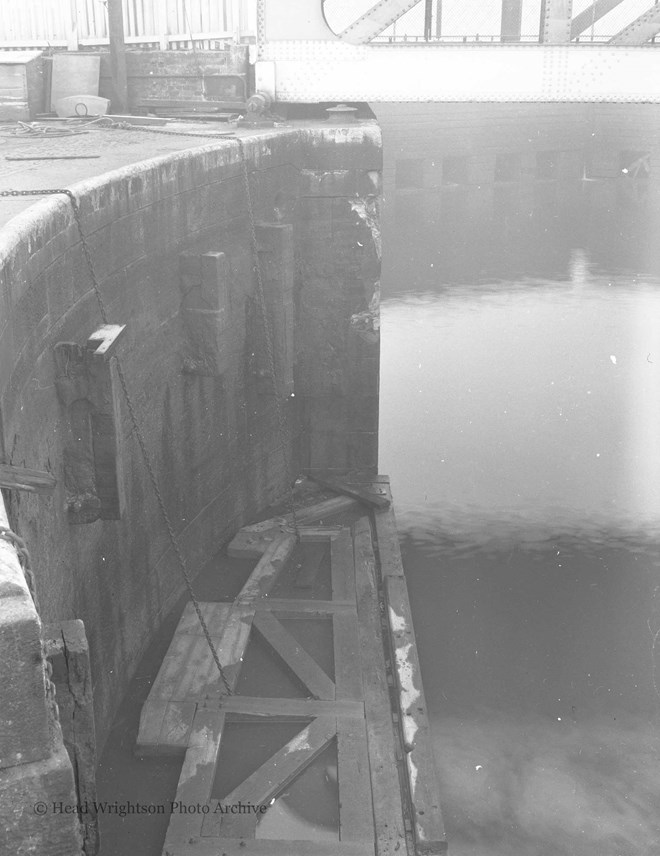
136,476,447,856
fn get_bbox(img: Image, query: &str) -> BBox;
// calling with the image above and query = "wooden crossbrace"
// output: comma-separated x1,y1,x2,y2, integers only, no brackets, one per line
159,522,381,855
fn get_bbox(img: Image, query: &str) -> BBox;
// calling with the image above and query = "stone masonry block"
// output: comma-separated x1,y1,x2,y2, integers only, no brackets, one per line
0,742,83,856
0,551,49,769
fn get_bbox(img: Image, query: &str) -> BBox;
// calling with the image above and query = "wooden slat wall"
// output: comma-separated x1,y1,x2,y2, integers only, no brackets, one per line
0,0,252,47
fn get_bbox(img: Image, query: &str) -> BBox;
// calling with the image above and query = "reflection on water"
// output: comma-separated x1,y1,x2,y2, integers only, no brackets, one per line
381,226,660,852
433,711,660,855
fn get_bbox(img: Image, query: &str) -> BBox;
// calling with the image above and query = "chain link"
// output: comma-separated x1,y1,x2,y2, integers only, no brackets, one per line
237,140,300,538
1,187,233,696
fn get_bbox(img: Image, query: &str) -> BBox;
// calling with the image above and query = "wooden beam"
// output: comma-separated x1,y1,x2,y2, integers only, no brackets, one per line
163,708,226,846
570,0,623,39
371,485,405,580
163,838,375,856
331,528,356,602
216,695,364,720
256,598,354,617
201,716,337,838
228,497,356,558
310,475,390,510
252,610,336,700
107,0,128,113
136,602,250,754
385,575,447,855
0,464,56,494
333,611,363,701
609,4,660,44
353,517,408,856
337,718,374,842
236,534,296,602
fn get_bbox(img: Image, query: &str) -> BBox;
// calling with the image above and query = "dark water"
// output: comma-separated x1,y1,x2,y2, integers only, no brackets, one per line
380,180,660,854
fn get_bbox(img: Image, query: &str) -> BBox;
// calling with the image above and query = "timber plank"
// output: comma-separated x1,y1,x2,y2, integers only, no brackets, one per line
331,527,356,602
385,576,446,855
354,517,408,856
236,534,296,601
333,611,362,701
337,717,375,842
176,601,232,636
216,695,363,719
184,607,252,699
228,498,357,558
310,475,390,510
256,598,353,616
137,603,251,751
372,485,405,579
0,463,56,493
164,838,374,856
201,716,337,839
157,701,197,751
164,708,226,847
297,525,342,542
252,610,335,700
135,699,167,756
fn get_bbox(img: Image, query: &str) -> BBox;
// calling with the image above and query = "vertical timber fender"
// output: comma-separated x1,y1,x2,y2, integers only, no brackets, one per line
371,477,448,854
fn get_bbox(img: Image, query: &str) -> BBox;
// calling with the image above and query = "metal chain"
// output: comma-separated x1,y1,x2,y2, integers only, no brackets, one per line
237,139,300,537
0,187,233,695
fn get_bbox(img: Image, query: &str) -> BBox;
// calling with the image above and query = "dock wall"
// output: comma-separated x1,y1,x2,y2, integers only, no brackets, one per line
0,123,381,853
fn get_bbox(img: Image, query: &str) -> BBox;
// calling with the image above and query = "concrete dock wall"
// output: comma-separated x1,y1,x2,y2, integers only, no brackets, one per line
0,122,381,853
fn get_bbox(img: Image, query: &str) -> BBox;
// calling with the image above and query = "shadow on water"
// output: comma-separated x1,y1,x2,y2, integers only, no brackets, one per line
380,177,660,854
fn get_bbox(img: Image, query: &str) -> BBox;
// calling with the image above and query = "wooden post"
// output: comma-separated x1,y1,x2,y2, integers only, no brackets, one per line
501,0,523,42
107,0,128,113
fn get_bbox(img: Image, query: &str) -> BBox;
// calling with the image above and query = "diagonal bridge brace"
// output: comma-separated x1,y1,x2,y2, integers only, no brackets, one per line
340,0,425,44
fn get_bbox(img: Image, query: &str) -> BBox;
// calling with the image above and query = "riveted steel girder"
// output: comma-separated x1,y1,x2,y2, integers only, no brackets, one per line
610,5,660,44
540,0,573,43
339,0,424,45
570,0,624,39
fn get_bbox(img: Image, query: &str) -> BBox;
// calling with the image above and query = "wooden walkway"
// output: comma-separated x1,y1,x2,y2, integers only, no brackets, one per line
136,477,446,856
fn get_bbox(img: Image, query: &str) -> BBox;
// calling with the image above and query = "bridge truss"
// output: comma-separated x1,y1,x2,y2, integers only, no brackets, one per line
254,0,660,102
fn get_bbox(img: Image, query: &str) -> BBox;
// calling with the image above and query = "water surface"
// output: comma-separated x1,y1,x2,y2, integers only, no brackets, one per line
380,184,660,855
